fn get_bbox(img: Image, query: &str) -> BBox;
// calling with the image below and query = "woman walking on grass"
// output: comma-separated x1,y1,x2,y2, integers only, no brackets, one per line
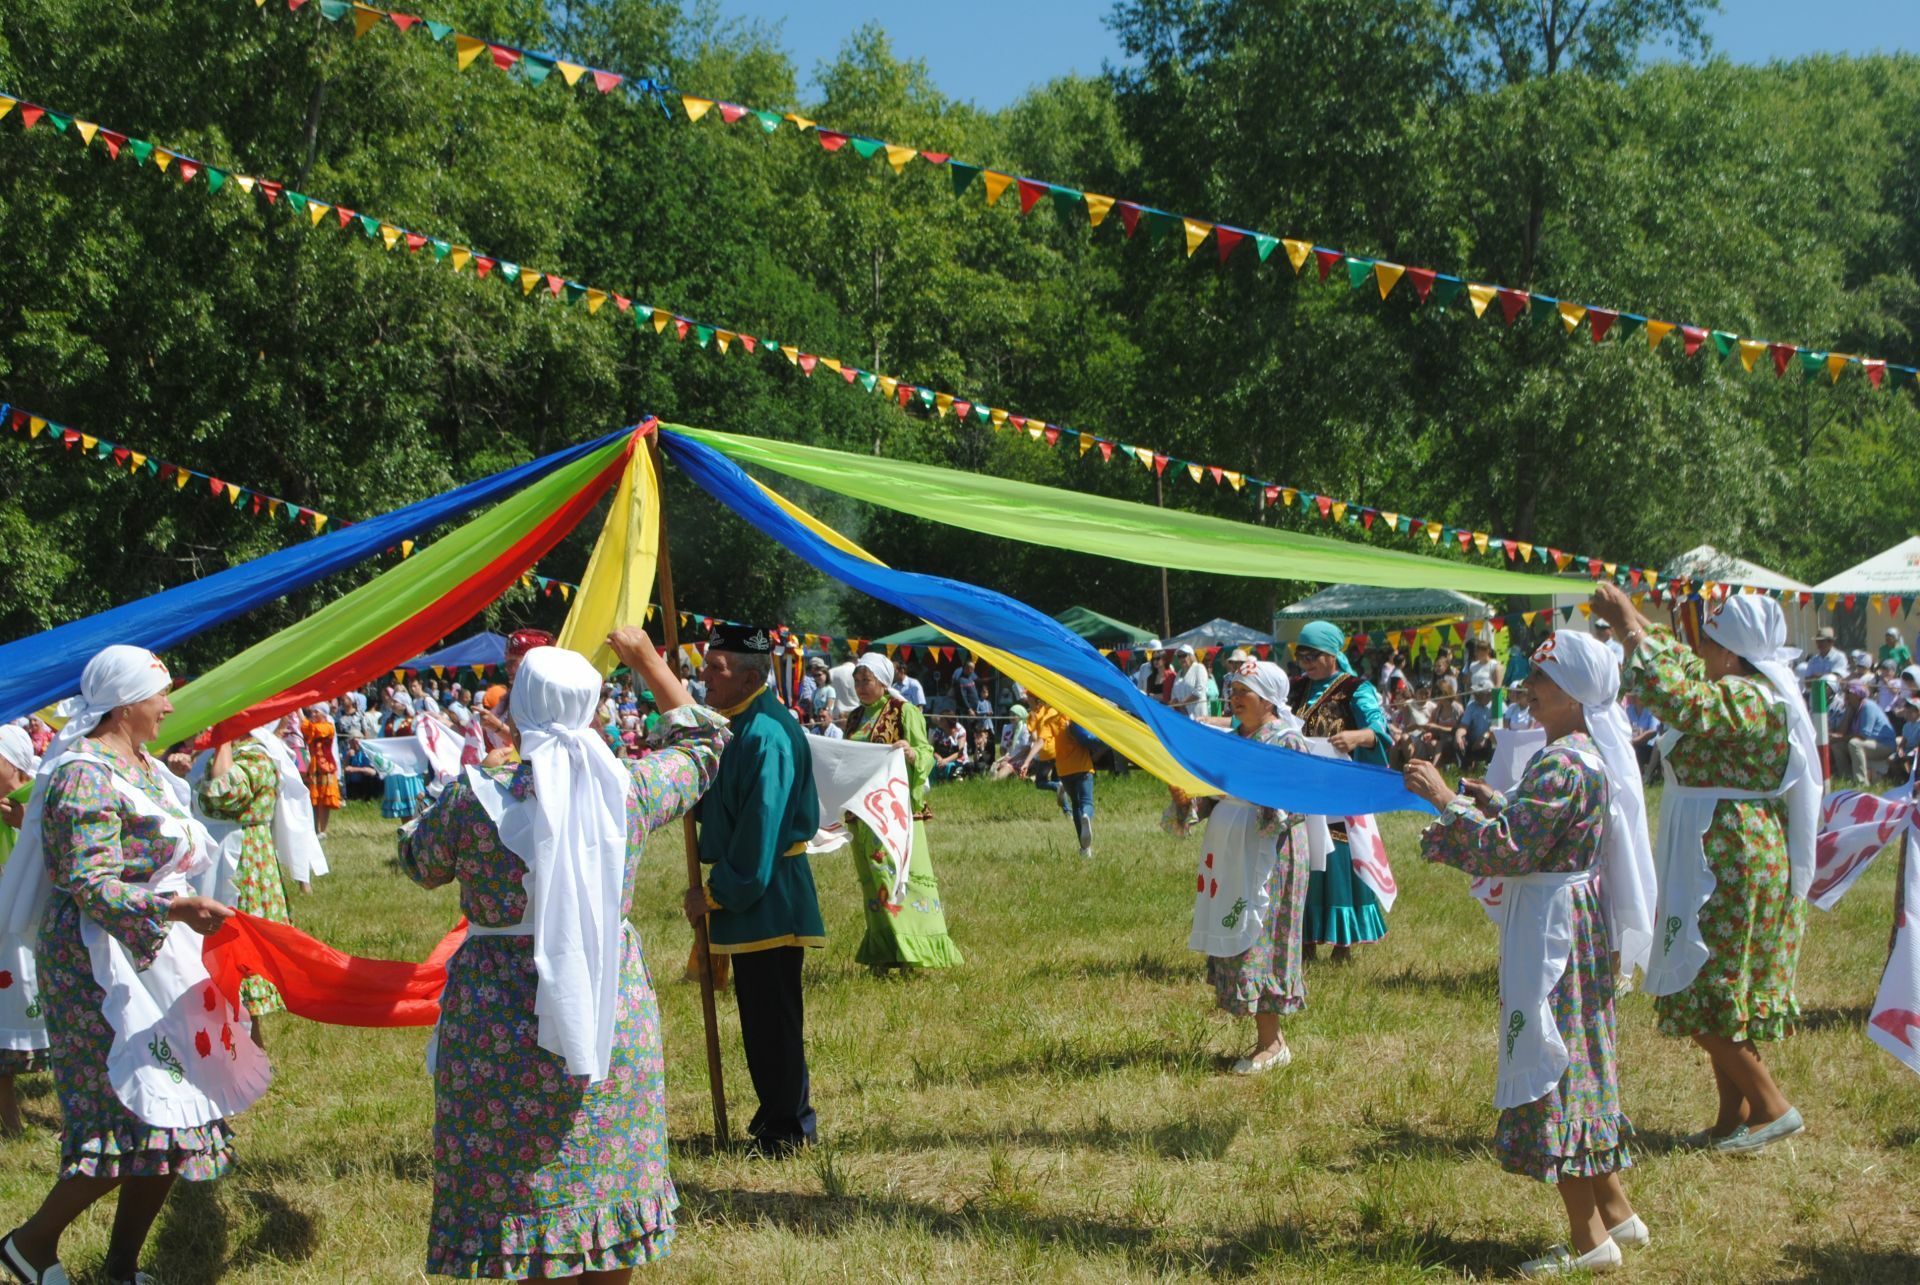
1404,630,1652,1277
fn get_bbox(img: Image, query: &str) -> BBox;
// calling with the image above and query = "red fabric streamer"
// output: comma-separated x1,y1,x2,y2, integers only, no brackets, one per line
203,912,468,1028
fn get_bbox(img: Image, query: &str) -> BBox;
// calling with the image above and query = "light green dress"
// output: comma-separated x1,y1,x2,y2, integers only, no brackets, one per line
847,695,963,971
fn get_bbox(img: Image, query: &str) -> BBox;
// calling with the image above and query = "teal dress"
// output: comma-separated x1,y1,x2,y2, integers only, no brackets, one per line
1294,672,1391,946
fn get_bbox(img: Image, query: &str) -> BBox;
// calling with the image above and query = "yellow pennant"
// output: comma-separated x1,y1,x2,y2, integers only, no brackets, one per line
990,407,1008,427
0,98,15,121
1554,552,1573,571
1079,434,1094,456
884,144,916,174
80,435,98,451
1467,283,1497,318
1224,471,1243,491
228,484,243,506
820,357,843,375
401,539,414,558
715,330,732,353
307,201,329,227
1380,510,1398,529
586,288,607,314
312,513,328,533
1603,562,1617,578
519,268,540,295
1557,301,1587,333
651,308,670,333
380,224,401,251
235,175,256,193
556,62,586,86
1872,594,1886,612
1332,501,1348,522
449,246,471,272
351,4,382,37
1472,531,1489,554
1426,521,1443,543
935,392,954,416
1827,352,1849,383
1646,320,1674,349
153,150,174,172
784,112,815,130
1737,338,1765,372
1283,239,1310,272
1522,610,1538,626
174,468,190,490
455,35,486,70
981,171,1014,206
1281,488,1297,507
1578,602,1593,617
1084,193,1115,227
76,121,99,147
682,96,715,122
1182,219,1212,257
878,375,898,398
1374,262,1404,300
1135,447,1155,469
783,345,802,364
129,452,145,470
1186,462,1203,483
1825,593,1839,611
1517,541,1533,562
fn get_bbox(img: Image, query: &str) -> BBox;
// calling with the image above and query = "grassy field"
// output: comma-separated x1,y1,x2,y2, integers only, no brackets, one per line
2,771,1918,1282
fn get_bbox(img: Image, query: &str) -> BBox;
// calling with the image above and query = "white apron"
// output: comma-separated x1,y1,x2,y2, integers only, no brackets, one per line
67,752,271,1127
0,912,46,1055
1188,801,1299,958
1641,728,1792,999
1495,868,1594,1109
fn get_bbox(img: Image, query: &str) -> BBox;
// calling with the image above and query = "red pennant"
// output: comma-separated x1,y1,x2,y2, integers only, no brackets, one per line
1768,343,1794,375
1099,441,1114,462
1009,416,1026,430
1497,289,1529,326
1256,644,1271,659
1314,494,1332,518
612,294,630,312
919,151,950,164
839,365,857,384
544,274,564,296
741,334,757,353
799,353,818,376
1314,248,1342,281
1866,360,1886,389
1016,178,1047,215
1117,203,1142,238
1214,226,1245,263
1208,465,1223,484
209,478,225,497
1263,485,1279,504
489,45,519,71
592,70,622,93
953,399,972,419
389,11,420,30
19,106,45,131
1681,325,1707,356
1588,308,1616,342
1587,558,1603,579
718,103,747,124
1502,539,1517,561
1453,623,1468,643
159,463,176,481
111,446,129,466
1456,530,1472,551
335,205,356,229
1044,426,1061,446
474,256,495,278
174,159,200,184
1846,594,1859,611
897,383,912,406
251,493,263,514
817,131,849,152
899,646,913,662
99,129,125,159
673,318,689,339
405,232,427,252
1892,596,1905,616
1361,509,1376,530
1407,267,1436,302
61,429,79,448
259,180,282,204
1152,454,1169,475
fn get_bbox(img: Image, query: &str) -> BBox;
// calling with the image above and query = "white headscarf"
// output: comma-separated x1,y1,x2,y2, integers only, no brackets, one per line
855,652,896,689
0,725,38,777
1226,660,1302,733
496,647,631,1083
1702,595,1821,899
1531,631,1657,977
0,645,176,939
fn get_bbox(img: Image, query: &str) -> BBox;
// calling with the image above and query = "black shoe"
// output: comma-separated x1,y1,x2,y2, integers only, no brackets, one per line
745,1135,813,1159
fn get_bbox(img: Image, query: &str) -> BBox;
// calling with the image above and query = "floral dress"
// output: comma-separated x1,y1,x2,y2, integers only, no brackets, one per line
196,741,293,1018
39,739,234,1180
1421,735,1633,1185
398,711,725,1280
1205,721,1313,1016
303,716,342,810
1630,628,1803,1042
846,696,963,970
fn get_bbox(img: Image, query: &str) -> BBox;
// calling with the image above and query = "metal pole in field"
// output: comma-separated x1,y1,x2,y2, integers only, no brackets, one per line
647,432,730,1146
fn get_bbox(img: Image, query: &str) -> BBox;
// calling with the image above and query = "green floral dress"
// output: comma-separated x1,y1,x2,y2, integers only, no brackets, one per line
195,741,293,1018
847,695,963,970
1630,628,1804,1042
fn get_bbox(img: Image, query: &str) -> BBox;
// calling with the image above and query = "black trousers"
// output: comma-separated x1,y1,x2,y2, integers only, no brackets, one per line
730,945,815,1147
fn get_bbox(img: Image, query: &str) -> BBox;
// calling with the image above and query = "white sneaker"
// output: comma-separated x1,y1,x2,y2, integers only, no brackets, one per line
1520,1238,1622,1277
1230,1045,1292,1075
1607,1214,1650,1248
1078,846,1094,860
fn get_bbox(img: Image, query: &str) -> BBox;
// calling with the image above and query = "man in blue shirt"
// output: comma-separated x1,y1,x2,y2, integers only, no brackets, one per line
1842,681,1899,783
892,664,927,710
1453,678,1496,769
1797,627,1847,684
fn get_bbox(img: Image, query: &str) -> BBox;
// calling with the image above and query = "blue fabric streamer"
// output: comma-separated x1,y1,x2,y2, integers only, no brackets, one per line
0,427,632,723
662,428,1427,817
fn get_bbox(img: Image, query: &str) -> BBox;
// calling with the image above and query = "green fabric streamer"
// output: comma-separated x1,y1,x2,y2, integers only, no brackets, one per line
157,436,628,744
670,425,1575,594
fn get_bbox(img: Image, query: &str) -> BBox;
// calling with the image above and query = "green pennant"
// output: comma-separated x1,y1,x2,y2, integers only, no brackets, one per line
426,19,454,39
1297,491,1314,513
317,0,351,19
359,213,381,238
1146,210,1182,243
1710,330,1737,359
205,168,227,194
1530,296,1560,330
1253,233,1279,263
287,191,308,214
520,56,554,86
1430,277,1464,311
430,239,450,261
857,371,878,393
1345,257,1374,290
849,137,884,160
127,139,154,166
498,261,519,281
94,439,112,458
1049,186,1084,221
752,110,780,133
1396,514,1412,533
1801,350,1826,382
145,458,159,475
695,325,713,348
949,161,980,198
563,281,588,304
45,112,70,133
973,403,991,422
917,387,935,408
1613,313,1644,339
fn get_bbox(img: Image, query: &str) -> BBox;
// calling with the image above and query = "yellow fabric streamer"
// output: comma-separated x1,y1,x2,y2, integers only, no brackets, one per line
747,479,1215,797
556,432,660,673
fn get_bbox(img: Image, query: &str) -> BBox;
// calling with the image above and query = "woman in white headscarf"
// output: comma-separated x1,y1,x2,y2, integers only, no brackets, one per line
0,646,265,1285
398,630,726,1281
1405,630,1646,1280
1188,661,1313,1075
192,720,328,1034
1593,582,1815,1155
0,724,45,1136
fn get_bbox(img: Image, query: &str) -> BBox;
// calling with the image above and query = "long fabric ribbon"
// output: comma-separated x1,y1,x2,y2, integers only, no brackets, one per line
0,426,633,724
203,912,467,1028
555,429,661,673
158,431,637,745
661,426,1425,817
667,426,1555,594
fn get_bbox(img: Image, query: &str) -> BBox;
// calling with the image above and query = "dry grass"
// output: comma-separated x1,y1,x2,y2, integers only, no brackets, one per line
3,772,1919,1282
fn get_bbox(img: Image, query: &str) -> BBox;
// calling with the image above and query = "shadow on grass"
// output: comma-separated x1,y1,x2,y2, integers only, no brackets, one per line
677,1179,1517,1278
1371,964,1496,997
908,1040,1215,1088
1063,950,1196,985
1796,1003,1871,1034
1350,1123,1488,1167
1781,1241,1920,1283
808,1113,1246,1160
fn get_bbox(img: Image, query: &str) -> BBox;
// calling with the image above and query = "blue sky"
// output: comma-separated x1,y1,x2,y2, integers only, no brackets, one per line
710,1,1920,111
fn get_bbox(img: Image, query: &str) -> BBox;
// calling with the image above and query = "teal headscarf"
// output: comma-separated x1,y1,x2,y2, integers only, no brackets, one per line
1296,620,1356,675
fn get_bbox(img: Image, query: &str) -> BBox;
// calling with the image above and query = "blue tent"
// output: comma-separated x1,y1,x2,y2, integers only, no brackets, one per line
400,631,509,673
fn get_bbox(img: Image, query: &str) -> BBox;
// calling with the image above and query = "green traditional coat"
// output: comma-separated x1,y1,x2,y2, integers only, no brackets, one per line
698,689,825,954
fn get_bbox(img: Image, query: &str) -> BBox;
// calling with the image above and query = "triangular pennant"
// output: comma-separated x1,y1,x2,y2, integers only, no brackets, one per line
1374,261,1404,300
1183,218,1213,257
981,171,1015,206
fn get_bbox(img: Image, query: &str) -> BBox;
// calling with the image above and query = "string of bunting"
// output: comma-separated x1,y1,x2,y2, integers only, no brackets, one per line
2,89,1738,598
279,0,1920,400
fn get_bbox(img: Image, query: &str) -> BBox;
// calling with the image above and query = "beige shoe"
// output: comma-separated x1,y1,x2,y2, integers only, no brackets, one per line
1230,1045,1292,1075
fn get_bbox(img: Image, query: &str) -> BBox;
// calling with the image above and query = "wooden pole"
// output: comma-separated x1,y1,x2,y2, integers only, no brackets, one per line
649,433,730,1147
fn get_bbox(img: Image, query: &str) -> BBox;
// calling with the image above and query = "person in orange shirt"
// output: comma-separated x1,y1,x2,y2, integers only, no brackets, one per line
1027,699,1097,859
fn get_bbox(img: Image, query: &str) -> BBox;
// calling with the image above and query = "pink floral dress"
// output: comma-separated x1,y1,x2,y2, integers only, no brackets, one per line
1630,628,1804,1042
399,715,724,1280
195,742,292,1018
1421,735,1634,1184
39,739,234,1180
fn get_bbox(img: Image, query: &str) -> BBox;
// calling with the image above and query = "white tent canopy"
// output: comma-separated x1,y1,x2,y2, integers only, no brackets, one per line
1813,537,1920,595
1274,584,1492,623
1664,544,1812,592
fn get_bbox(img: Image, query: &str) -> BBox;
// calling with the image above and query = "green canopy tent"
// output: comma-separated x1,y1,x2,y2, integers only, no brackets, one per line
873,605,1155,651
